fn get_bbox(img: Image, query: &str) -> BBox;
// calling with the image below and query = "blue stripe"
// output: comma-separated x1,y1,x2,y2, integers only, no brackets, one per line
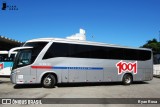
53,66,103,70
0,62,13,68
53,67,67,69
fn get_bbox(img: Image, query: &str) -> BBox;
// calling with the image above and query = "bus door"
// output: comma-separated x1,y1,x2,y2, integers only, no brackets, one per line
21,50,37,83
14,50,32,83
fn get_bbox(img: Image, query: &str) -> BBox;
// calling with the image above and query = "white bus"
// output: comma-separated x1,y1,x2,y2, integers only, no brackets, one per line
0,51,16,77
9,38,153,88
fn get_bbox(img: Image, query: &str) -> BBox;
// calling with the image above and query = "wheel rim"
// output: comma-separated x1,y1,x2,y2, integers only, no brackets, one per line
125,76,131,84
44,77,51,86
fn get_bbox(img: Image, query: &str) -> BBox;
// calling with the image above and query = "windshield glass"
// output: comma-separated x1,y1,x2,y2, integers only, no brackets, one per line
12,42,48,70
17,50,32,67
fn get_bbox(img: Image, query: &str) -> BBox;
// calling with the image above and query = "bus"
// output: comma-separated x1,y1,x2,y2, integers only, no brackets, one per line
0,51,16,77
9,38,153,88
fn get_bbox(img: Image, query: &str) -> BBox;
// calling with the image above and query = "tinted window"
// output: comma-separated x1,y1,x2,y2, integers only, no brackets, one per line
124,49,138,60
108,47,124,59
43,42,151,61
12,42,48,70
69,44,90,58
138,50,151,61
0,54,15,62
24,42,48,63
17,50,32,67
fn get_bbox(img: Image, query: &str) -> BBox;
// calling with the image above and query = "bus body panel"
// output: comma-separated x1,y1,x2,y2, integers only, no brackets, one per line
11,58,153,84
11,66,34,84
10,38,153,85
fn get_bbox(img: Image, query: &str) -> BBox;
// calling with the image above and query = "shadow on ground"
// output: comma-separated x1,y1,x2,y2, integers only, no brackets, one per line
0,80,11,84
14,84,43,89
13,81,149,89
0,77,11,84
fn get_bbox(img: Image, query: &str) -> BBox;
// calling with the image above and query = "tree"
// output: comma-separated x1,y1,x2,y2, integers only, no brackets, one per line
140,38,160,54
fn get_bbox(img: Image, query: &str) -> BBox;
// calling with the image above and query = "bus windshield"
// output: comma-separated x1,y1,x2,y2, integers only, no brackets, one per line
12,42,48,70
16,50,32,67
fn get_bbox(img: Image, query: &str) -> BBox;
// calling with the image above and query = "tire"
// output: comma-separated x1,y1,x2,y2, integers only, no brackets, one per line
42,74,56,88
122,74,132,85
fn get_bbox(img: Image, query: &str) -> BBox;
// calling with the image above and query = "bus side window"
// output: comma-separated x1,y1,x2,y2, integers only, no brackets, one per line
0,54,15,62
4,58,7,61
0,56,2,61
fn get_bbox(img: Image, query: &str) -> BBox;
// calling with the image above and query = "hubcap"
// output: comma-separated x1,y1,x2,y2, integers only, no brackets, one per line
125,77,131,84
44,77,51,86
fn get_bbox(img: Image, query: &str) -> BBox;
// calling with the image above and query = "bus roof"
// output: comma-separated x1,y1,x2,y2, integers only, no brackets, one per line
26,38,151,51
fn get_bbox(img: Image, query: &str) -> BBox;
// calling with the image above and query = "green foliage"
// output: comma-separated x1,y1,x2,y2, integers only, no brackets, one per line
140,38,160,54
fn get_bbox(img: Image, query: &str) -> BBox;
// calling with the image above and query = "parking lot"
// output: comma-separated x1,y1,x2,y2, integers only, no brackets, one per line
0,77,160,107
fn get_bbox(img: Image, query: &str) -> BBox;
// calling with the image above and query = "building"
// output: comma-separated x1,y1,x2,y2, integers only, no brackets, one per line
0,36,23,51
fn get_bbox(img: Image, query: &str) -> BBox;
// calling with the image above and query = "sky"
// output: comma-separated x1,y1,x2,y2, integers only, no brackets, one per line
0,0,160,47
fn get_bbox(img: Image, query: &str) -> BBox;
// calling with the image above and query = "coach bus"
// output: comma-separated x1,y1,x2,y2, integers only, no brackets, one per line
0,51,16,77
9,38,153,88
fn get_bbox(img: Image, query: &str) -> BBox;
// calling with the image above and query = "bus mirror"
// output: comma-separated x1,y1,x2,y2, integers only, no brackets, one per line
8,47,33,57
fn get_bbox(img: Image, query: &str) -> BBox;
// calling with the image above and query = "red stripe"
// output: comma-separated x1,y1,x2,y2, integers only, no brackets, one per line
31,66,52,69
0,63,4,69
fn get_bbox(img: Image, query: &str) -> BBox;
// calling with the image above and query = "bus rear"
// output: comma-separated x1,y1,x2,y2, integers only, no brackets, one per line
0,51,16,77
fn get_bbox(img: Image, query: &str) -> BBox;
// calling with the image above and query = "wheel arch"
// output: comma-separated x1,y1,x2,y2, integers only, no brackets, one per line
39,71,58,84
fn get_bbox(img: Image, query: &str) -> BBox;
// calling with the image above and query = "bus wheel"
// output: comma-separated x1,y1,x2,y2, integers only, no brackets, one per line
122,74,132,85
42,74,56,88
